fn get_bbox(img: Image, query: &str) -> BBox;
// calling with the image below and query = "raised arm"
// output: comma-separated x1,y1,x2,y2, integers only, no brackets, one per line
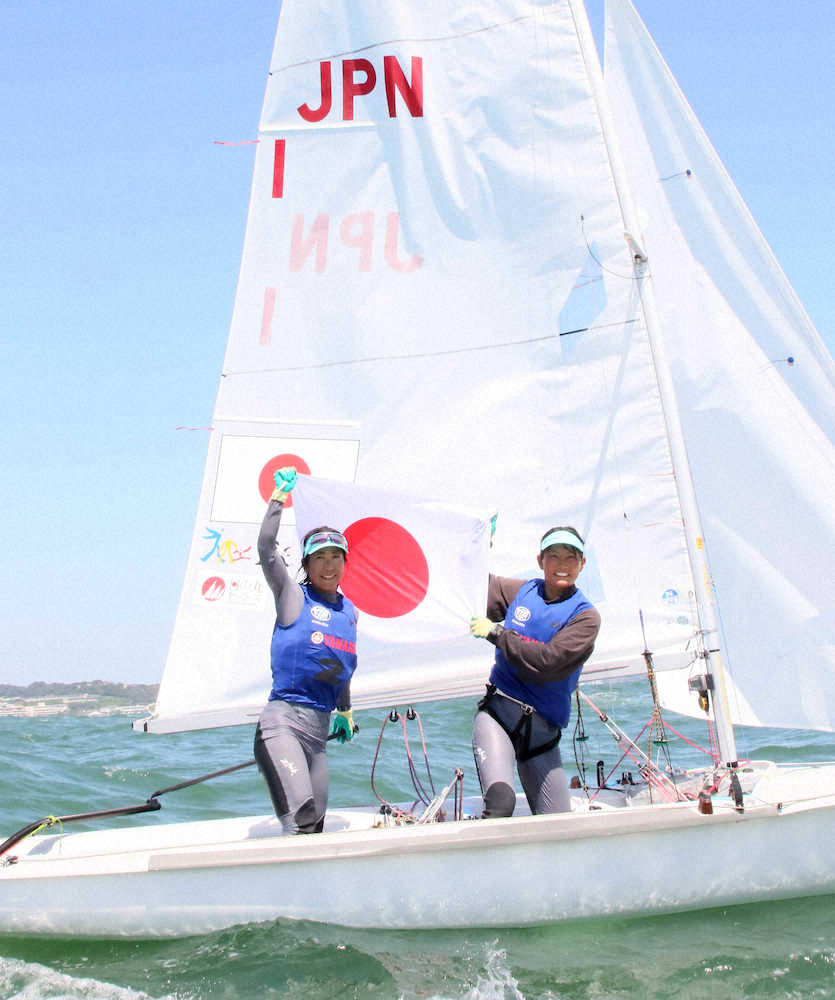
257,499,304,626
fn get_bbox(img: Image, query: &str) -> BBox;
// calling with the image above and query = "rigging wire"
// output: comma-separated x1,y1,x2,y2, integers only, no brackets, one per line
370,706,463,823
270,14,536,76
638,610,681,803
220,318,639,379
578,690,682,801
571,690,590,794
573,687,728,805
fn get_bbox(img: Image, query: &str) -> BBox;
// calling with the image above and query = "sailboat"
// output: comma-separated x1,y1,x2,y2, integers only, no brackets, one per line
3,0,835,938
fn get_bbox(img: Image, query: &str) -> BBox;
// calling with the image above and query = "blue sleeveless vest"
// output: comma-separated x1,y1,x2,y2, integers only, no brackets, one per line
269,585,358,713
489,580,593,728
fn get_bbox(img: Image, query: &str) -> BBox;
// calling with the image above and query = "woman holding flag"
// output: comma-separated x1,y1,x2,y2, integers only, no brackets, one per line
253,467,358,834
470,526,600,819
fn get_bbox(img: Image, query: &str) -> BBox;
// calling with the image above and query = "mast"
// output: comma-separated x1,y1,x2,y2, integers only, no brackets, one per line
568,0,738,766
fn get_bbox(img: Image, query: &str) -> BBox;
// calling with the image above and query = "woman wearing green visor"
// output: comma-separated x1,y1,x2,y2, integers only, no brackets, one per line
470,526,600,818
253,467,358,834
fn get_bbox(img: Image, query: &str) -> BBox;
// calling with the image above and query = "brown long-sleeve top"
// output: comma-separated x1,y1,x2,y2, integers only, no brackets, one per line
485,574,600,686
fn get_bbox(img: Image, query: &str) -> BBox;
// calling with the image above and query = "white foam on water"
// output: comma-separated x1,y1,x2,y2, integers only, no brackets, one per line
0,957,174,1000
422,942,527,1000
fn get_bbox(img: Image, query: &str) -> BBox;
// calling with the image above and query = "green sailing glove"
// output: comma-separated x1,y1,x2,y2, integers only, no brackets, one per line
270,466,298,503
470,616,500,640
329,709,355,744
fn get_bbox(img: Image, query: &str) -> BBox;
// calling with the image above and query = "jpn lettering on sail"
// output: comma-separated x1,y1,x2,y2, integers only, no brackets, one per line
143,1,709,734
605,0,835,731
223,5,698,655
293,475,492,710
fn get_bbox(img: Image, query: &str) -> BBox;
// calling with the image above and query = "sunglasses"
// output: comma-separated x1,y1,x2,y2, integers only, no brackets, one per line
303,530,348,557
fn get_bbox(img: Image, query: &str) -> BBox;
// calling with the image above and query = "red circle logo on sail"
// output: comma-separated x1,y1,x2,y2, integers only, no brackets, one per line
258,454,311,507
202,577,226,601
340,517,429,618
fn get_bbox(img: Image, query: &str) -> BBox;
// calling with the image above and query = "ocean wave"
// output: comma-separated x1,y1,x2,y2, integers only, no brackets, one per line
0,956,173,1000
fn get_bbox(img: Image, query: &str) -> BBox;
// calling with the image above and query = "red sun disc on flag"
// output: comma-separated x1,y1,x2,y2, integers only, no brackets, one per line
258,454,311,507
340,517,429,618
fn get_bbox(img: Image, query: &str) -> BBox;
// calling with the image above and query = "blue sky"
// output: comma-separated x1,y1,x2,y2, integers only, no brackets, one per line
3,1,832,686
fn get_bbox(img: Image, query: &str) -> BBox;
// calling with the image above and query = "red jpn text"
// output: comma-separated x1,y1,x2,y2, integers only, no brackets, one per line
298,56,423,122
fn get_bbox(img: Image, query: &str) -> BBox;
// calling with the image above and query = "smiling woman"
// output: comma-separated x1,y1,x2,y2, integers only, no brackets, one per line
469,525,600,820
302,528,350,596
252,467,358,834
538,526,588,600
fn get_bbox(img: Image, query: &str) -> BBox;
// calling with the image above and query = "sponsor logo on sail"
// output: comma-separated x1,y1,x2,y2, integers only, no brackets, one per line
202,577,226,601
229,578,265,608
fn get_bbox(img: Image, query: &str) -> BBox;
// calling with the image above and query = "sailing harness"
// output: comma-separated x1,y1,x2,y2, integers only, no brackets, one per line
476,684,562,763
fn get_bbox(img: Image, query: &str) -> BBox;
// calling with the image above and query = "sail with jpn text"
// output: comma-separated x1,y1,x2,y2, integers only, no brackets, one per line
140,0,835,737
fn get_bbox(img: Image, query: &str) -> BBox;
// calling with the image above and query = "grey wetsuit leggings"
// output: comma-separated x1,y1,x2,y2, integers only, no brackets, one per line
254,699,331,834
472,691,571,817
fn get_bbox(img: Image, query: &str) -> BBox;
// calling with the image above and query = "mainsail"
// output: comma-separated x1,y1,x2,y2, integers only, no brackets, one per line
140,0,835,737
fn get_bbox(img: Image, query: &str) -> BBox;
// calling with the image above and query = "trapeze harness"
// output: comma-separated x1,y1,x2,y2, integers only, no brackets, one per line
478,580,593,761
477,685,562,762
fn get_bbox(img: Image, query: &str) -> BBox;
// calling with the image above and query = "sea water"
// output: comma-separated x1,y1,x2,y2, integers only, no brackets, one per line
3,681,835,1000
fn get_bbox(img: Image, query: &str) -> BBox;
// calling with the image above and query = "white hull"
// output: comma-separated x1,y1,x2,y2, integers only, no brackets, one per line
3,763,835,938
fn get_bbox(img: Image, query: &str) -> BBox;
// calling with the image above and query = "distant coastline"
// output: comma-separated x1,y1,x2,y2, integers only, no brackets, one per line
0,680,158,718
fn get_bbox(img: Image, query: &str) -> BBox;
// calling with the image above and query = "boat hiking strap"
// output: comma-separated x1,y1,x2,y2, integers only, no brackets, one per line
476,685,561,763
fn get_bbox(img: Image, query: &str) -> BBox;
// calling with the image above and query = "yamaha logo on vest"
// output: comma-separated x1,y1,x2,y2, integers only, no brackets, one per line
512,606,531,626
310,631,325,645
311,605,332,623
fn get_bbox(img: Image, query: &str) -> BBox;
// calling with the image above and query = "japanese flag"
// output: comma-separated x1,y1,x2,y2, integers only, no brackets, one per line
292,475,494,708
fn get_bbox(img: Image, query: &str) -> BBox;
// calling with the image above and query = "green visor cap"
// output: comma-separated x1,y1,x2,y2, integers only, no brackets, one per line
540,529,584,554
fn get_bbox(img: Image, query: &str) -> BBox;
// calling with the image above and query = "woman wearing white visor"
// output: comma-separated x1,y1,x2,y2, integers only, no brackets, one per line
254,467,358,834
470,526,600,818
